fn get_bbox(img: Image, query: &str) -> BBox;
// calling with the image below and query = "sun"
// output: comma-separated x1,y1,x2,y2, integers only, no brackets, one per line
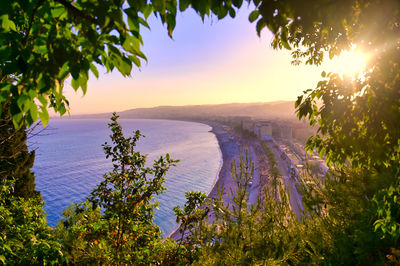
329,48,369,77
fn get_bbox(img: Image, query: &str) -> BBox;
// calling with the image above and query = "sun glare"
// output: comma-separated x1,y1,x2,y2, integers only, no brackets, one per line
329,48,369,77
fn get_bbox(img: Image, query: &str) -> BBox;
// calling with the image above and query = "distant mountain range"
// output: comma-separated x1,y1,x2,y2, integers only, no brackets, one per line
70,101,296,120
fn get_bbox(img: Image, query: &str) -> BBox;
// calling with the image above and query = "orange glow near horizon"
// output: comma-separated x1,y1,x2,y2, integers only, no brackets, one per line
62,46,325,115
59,9,368,116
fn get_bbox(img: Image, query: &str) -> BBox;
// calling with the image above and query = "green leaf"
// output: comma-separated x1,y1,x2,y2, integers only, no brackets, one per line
78,71,88,95
138,17,150,30
0,84,11,103
142,5,153,19
125,7,140,31
51,6,66,18
71,78,79,91
295,95,303,108
118,57,132,76
128,55,141,68
166,14,176,37
152,0,165,12
58,62,70,81
228,8,236,18
280,28,291,50
38,95,47,106
12,112,23,129
58,102,67,115
28,89,36,99
249,10,259,23
128,16,139,32
1,14,16,31
122,35,141,54
256,19,266,36
179,0,191,11
17,95,31,113
90,64,99,78
70,65,80,80
39,107,49,127
35,45,48,55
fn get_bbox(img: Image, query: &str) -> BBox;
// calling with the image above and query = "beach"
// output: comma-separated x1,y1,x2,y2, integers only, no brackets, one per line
168,122,272,239
168,122,238,239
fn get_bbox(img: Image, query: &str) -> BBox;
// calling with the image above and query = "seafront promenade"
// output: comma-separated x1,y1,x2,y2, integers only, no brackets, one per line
169,121,310,239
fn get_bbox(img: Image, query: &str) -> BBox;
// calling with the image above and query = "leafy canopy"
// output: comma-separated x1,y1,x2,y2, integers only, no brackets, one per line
0,0,244,128
2,0,399,170
0,0,365,127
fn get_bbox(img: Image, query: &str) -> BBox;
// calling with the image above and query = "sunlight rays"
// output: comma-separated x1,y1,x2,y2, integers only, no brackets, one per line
329,47,370,78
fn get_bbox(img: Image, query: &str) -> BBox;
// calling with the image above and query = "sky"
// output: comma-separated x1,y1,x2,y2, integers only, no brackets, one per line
61,6,362,115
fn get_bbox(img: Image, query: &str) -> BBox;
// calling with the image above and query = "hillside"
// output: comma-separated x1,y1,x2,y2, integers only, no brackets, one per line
71,101,296,120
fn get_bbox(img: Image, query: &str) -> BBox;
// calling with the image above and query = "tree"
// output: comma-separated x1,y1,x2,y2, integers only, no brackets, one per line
172,191,209,264
229,0,400,258
58,113,178,264
0,0,158,127
0,0,243,128
266,0,400,249
0,101,38,198
182,154,304,264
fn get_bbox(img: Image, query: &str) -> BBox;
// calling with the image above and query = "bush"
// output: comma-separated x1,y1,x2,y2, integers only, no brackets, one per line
0,179,64,265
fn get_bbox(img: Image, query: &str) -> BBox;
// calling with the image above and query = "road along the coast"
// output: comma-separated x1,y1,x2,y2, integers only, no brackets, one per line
264,140,304,219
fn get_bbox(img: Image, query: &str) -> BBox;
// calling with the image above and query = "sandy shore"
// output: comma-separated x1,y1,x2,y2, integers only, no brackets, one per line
168,121,274,240
207,123,241,203
168,121,304,239
168,122,241,240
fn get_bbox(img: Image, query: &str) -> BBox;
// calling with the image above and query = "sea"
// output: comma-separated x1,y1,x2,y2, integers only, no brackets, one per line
30,118,222,236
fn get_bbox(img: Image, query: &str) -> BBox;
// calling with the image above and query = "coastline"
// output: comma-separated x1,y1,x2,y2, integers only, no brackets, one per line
204,125,224,199
168,121,240,239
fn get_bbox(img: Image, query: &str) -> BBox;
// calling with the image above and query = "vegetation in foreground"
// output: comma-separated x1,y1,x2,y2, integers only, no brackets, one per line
1,113,399,265
1,0,400,264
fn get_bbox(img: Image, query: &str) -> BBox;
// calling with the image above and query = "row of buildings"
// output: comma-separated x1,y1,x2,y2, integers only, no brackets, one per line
208,114,316,145
240,117,293,140
238,117,328,175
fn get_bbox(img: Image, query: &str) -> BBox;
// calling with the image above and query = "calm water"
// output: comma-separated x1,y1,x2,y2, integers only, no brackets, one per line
31,119,222,235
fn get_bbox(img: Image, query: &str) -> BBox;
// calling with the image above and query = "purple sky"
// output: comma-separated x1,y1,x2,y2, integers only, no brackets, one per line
61,6,366,115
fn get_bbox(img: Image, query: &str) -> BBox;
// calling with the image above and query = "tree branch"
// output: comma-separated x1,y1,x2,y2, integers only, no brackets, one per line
24,0,45,45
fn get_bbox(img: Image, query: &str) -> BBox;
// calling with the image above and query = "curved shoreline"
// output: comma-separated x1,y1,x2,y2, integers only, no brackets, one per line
205,125,224,198
166,122,223,238
167,121,239,239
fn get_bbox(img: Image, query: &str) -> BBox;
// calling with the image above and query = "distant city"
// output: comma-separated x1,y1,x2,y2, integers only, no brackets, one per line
213,115,328,177
65,100,328,181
